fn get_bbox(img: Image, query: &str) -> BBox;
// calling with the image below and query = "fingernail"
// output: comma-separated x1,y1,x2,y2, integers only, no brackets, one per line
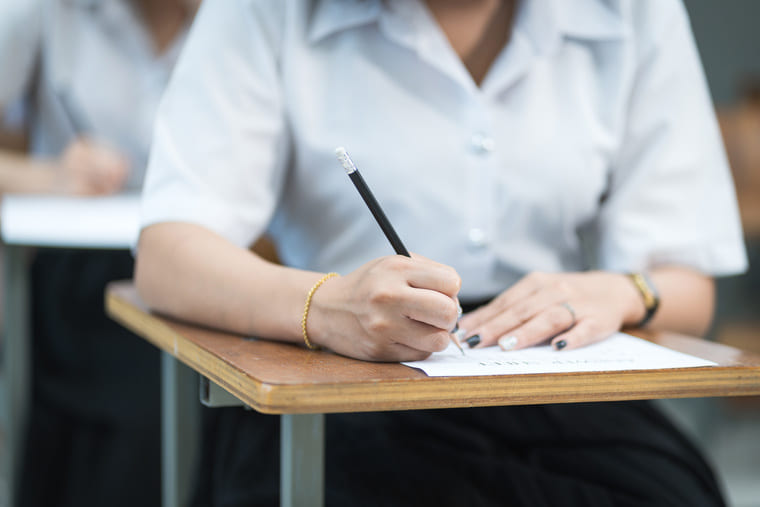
465,335,481,348
498,336,518,351
456,301,463,317
554,340,567,350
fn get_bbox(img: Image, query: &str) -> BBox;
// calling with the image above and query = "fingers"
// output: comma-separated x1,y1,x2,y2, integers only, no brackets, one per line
399,286,459,331
494,303,576,351
366,255,460,330
460,271,628,353
86,142,129,192
458,272,551,334
319,255,461,361
549,319,608,351
59,137,130,195
356,337,439,363
406,254,461,298
347,293,453,359
394,319,453,354
353,305,452,358
462,288,569,348
369,256,459,350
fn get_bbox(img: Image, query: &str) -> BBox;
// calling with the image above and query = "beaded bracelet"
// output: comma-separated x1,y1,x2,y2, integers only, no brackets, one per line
301,272,339,350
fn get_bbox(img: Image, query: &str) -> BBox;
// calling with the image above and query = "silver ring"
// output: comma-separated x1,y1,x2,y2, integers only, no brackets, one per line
561,302,576,327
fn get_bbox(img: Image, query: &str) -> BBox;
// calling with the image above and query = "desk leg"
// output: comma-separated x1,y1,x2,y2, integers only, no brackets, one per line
161,352,200,507
280,413,325,507
2,245,30,507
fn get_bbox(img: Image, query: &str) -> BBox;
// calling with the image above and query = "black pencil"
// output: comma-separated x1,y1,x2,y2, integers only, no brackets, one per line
335,147,464,355
335,147,410,257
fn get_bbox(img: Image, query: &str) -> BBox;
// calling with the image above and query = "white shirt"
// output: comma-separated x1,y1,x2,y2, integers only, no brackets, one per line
0,0,187,189
141,0,747,300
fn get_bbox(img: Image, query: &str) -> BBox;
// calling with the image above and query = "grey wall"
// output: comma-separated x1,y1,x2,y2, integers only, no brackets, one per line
684,0,760,105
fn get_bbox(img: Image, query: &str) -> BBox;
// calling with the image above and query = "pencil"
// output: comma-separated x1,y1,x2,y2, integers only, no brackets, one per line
335,147,464,355
58,89,91,135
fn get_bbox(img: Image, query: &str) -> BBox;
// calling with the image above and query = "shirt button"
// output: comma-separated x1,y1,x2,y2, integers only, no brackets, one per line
468,228,487,249
470,133,495,155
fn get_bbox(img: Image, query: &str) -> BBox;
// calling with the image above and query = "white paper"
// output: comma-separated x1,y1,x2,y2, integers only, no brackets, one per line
1,194,140,249
402,332,716,377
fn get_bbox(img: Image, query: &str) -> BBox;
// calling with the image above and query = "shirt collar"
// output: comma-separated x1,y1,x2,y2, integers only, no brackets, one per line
309,0,627,47
64,0,131,29
554,0,628,41
514,0,627,59
308,0,383,44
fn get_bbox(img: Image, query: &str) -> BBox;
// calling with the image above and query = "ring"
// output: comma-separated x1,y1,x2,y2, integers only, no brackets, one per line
561,302,577,327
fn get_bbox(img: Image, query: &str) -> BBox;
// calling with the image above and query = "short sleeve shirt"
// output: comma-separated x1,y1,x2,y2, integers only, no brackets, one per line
141,0,748,300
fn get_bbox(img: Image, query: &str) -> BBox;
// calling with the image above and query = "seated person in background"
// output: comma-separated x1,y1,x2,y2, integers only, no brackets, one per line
136,0,746,505
0,0,198,505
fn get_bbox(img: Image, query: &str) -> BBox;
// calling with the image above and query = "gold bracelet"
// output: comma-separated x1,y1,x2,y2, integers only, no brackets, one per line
301,272,339,350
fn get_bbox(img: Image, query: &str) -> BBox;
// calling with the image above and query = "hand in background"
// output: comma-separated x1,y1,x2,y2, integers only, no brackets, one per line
52,137,129,195
458,271,645,352
308,254,461,362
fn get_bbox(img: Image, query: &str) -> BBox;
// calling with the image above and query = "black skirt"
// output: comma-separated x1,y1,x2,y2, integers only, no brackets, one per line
18,249,161,507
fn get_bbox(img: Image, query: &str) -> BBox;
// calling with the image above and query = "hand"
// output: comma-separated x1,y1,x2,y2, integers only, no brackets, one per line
308,254,461,362
458,271,645,351
52,137,129,195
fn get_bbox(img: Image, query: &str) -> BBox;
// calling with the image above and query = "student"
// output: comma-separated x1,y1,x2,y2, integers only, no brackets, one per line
0,1,197,506
136,0,746,505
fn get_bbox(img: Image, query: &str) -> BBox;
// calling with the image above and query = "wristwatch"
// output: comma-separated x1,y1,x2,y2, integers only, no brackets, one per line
627,272,660,328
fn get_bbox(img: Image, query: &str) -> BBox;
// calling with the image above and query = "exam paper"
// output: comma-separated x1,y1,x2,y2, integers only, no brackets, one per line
402,333,716,376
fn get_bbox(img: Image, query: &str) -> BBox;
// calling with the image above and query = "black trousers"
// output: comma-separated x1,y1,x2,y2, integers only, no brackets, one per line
18,249,161,507
191,401,725,507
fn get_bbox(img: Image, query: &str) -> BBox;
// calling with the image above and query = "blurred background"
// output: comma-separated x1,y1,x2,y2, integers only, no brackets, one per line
0,0,759,506
656,2,760,507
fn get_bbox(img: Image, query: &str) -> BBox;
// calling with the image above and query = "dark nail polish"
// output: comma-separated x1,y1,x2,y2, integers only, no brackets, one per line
465,335,481,348
554,340,567,350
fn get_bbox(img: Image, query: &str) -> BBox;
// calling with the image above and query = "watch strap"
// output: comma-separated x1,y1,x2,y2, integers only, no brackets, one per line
627,272,660,327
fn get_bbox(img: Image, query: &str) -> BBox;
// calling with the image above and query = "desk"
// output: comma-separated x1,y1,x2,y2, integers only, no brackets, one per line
106,280,760,507
0,195,197,507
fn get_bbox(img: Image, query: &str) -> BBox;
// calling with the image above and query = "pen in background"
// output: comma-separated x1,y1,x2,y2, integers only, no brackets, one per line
335,147,464,356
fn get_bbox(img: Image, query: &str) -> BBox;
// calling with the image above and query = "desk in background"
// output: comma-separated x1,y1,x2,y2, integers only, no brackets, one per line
0,195,199,507
106,280,760,507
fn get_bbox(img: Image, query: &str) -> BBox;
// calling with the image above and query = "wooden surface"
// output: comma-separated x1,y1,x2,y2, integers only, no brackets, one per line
717,322,760,407
106,281,760,415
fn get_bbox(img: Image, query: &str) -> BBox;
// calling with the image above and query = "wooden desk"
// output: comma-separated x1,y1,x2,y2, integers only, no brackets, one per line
106,281,760,507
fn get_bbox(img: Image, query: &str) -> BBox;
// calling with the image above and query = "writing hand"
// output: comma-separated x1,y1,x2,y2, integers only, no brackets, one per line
52,137,129,195
307,254,461,362
458,271,644,351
